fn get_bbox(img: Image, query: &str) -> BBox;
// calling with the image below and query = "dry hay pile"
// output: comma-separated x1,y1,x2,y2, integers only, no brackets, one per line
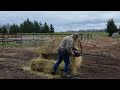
37,37,63,54
30,58,64,74
30,56,83,76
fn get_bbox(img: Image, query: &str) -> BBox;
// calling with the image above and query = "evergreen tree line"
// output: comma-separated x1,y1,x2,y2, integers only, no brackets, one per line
0,18,55,34
0,18,120,36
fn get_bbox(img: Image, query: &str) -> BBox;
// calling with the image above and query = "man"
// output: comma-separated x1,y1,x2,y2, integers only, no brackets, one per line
51,33,82,78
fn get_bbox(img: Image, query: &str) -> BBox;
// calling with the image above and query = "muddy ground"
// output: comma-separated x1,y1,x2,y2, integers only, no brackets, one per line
0,37,120,79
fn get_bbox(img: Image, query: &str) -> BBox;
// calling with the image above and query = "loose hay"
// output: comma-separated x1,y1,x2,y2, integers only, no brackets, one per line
30,58,64,74
22,66,61,79
30,56,83,76
37,38,63,54
70,56,83,76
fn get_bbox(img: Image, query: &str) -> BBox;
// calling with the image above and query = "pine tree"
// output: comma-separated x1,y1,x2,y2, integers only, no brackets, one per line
9,24,19,34
105,19,118,36
118,26,120,34
49,24,55,33
25,18,34,33
19,18,34,33
33,20,40,33
39,22,42,33
0,28,2,33
42,22,50,33
1,25,8,34
20,23,26,33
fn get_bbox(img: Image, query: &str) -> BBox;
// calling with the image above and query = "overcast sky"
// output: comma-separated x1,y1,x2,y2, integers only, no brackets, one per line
0,11,120,32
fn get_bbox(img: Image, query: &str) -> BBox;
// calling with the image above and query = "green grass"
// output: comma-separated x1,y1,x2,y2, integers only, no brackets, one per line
79,31,108,40
0,43,20,47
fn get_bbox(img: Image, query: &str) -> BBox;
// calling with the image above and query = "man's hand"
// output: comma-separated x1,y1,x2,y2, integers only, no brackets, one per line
72,51,75,56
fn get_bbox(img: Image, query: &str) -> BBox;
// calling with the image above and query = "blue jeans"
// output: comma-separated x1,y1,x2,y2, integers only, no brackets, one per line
53,49,70,72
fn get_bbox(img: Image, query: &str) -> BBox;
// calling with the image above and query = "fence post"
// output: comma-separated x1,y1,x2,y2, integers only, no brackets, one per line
20,34,22,45
81,34,83,40
2,34,3,45
33,34,34,40
91,34,92,39
2,34,4,45
51,34,52,39
84,34,85,39
87,34,89,39
33,34,35,46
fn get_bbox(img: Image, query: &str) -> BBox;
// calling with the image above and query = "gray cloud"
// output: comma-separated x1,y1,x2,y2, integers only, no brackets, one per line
0,11,120,31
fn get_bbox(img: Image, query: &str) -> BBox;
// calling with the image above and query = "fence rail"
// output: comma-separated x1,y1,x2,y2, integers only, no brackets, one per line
0,33,92,44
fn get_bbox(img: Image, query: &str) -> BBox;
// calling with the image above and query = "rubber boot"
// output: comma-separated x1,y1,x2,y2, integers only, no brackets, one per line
62,72,73,78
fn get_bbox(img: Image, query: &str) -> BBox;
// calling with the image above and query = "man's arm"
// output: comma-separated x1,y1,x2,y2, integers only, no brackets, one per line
72,46,78,50
65,39,74,55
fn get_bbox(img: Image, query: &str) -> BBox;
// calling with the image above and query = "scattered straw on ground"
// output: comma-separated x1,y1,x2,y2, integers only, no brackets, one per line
29,55,83,76
30,58,64,74
22,66,61,79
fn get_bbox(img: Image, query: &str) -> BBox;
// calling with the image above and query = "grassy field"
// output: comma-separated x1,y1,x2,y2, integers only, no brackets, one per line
79,31,108,39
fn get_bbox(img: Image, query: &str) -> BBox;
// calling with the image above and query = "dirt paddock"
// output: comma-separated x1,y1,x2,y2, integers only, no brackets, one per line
0,38,120,79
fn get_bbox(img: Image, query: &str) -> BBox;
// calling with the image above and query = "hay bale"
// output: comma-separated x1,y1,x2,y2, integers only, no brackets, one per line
30,58,64,74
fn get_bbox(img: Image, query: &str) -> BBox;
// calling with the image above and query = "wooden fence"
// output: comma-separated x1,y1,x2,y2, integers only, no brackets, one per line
0,33,92,44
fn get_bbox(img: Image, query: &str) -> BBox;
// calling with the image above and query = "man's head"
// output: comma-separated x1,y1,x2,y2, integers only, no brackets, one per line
71,33,79,40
